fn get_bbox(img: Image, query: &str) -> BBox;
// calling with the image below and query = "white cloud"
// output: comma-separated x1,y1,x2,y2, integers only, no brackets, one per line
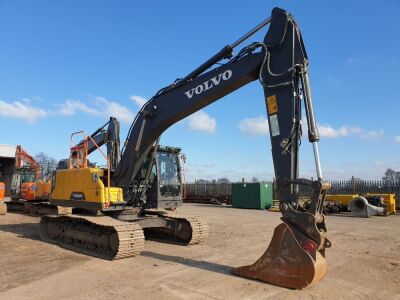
239,116,269,136
395,135,400,144
57,99,101,116
186,110,216,133
56,97,135,124
316,124,385,140
94,97,135,124
318,124,362,138
360,129,384,139
130,95,147,108
1,95,141,125
0,99,47,123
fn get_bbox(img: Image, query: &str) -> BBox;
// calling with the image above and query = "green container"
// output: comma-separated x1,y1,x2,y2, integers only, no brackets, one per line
232,182,273,209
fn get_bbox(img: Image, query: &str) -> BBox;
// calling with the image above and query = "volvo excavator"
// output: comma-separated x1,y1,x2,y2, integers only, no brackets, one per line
41,116,206,256
40,7,331,289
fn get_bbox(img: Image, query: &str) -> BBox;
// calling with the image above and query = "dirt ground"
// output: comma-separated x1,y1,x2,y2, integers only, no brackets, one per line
0,203,399,300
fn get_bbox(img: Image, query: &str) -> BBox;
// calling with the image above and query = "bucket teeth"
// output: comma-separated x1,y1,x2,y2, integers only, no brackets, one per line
231,223,327,289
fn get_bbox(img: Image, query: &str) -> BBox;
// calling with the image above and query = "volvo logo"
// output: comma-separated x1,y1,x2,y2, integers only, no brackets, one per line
184,70,233,99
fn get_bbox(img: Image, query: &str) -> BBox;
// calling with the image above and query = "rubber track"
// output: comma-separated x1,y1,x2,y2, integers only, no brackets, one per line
161,212,209,245
40,215,144,260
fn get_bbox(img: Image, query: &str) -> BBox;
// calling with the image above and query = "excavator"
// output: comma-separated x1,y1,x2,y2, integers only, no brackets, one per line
10,146,41,200
41,116,204,255
7,146,53,214
39,7,330,289
0,180,6,215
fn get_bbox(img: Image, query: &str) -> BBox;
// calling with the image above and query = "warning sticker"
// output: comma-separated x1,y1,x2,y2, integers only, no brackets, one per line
269,114,280,137
267,95,278,114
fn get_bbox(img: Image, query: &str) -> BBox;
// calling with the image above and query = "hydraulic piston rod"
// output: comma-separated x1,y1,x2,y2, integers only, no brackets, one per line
179,17,272,84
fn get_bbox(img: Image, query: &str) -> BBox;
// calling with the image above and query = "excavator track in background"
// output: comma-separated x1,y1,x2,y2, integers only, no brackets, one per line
6,200,71,216
143,210,208,245
26,202,72,216
39,215,145,260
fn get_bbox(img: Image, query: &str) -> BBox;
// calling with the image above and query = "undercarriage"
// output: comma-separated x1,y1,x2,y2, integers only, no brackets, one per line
39,209,208,260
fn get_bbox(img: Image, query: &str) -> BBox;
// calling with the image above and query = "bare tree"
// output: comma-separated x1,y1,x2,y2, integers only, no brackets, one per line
217,177,230,183
382,169,400,182
34,152,58,178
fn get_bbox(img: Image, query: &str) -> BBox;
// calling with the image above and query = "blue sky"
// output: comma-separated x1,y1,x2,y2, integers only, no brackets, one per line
0,1,399,181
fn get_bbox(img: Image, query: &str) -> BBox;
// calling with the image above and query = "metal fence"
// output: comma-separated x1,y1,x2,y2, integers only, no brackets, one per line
184,182,232,203
298,179,400,207
184,179,400,208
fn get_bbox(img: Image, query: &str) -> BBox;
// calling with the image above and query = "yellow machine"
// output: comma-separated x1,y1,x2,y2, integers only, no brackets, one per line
325,194,396,214
363,193,396,214
36,180,52,199
325,194,359,206
41,128,207,262
51,168,124,209
21,179,51,201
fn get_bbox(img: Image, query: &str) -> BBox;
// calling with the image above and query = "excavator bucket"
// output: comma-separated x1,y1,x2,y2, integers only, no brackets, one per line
231,222,327,289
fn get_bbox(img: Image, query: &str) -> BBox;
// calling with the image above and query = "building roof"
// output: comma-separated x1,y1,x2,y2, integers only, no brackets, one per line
0,144,17,159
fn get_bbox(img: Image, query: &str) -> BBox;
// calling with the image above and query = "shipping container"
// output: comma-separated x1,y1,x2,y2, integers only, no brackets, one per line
232,182,272,209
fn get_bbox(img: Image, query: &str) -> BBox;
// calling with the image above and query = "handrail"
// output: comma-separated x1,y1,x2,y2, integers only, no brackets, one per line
69,130,111,207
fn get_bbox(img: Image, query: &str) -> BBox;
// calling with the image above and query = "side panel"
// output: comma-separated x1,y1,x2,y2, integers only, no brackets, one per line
259,182,273,209
51,168,105,204
232,183,261,209
0,182,4,200
21,182,36,200
51,168,124,209
37,180,51,198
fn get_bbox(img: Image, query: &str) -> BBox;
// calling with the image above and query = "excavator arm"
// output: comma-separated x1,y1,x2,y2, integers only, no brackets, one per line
71,117,121,172
112,7,330,288
113,52,265,187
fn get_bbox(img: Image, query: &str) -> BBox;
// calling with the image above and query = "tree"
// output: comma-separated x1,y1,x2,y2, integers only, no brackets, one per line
382,168,400,182
217,177,230,183
34,152,58,178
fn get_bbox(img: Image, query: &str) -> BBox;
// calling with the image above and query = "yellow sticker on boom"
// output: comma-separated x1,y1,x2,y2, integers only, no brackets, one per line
267,95,278,114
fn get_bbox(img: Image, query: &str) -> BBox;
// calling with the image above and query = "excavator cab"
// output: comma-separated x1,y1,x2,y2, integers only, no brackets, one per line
10,167,37,199
136,146,184,210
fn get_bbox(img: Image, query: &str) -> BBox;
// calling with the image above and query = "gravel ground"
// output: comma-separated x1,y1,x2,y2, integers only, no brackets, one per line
0,203,399,300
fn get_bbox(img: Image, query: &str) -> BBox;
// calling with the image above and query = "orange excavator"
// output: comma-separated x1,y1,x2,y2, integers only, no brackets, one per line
11,146,51,202
0,180,6,215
